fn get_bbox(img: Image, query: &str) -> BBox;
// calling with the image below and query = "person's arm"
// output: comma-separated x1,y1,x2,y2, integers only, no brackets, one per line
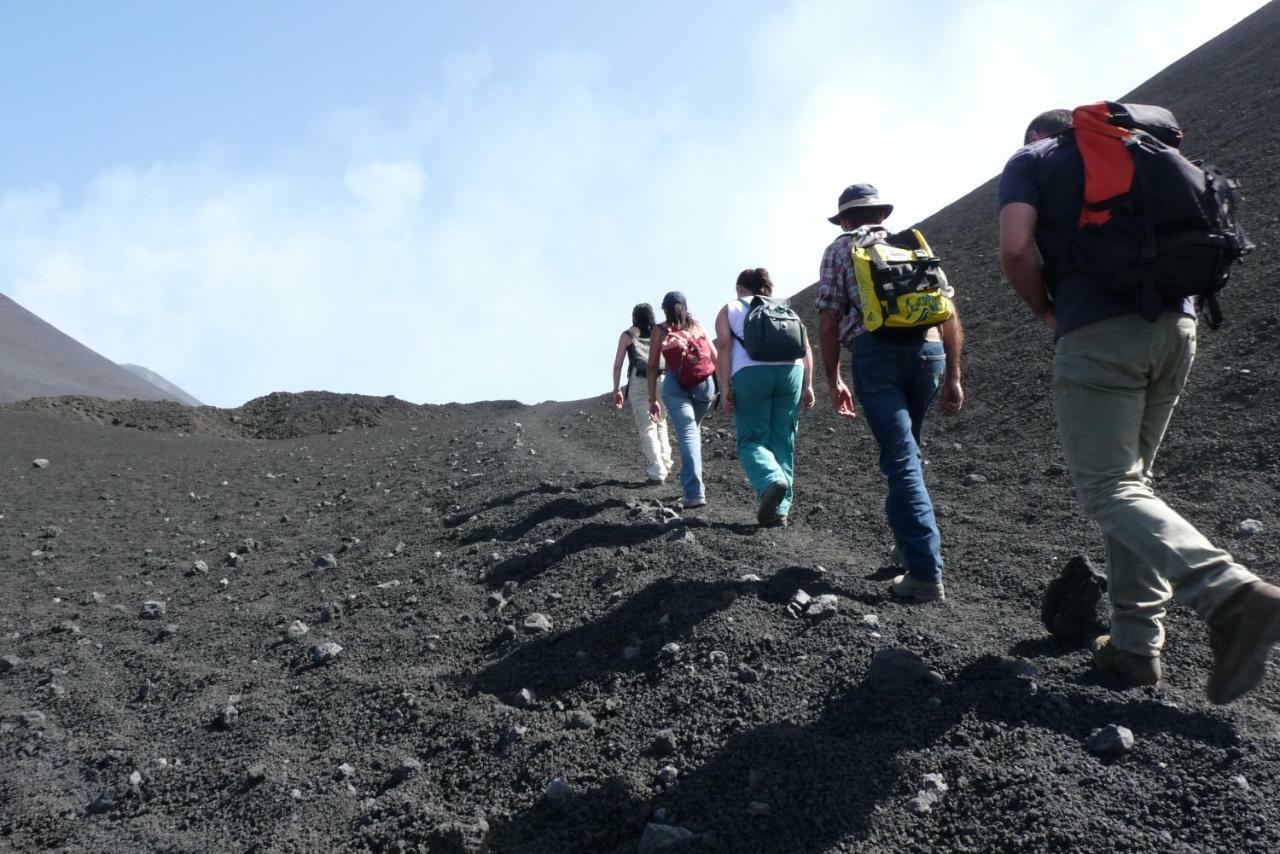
612,331,630,410
647,326,664,422
800,329,816,412
714,307,734,414
999,202,1056,332
939,308,964,416
819,310,855,417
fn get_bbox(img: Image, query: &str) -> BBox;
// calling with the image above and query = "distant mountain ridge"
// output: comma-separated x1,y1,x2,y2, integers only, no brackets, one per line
120,364,203,406
0,293,175,404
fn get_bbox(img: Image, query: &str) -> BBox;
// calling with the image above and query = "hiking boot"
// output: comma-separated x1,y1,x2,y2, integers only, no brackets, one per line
890,573,945,603
1205,580,1280,705
757,480,788,526
1090,635,1161,687
681,496,707,510
645,476,666,486
888,544,904,568
760,514,789,528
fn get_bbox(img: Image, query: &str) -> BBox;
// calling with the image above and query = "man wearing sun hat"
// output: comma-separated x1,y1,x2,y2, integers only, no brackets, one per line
815,183,965,603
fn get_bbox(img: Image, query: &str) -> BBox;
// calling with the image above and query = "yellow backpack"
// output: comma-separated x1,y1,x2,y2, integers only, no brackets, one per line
851,228,953,332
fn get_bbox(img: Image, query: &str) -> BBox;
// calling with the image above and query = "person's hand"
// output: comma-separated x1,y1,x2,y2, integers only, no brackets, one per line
649,400,663,423
613,389,624,410
801,385,816,412
940,376,964,416
831,380,856,418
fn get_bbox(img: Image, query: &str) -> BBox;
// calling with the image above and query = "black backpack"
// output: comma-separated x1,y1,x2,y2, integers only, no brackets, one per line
1069,102,1254,327
732,296,807,362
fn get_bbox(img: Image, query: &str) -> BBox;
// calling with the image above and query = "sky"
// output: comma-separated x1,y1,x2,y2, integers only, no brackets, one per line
0,0,1269,407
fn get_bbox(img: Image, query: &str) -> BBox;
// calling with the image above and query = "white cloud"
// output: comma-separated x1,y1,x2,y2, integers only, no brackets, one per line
0,0,1267,406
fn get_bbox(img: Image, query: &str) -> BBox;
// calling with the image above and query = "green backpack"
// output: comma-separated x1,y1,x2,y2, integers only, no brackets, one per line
732,297,806,361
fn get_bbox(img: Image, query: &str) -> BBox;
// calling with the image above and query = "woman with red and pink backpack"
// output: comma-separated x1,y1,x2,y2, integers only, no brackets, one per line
646,291,717,509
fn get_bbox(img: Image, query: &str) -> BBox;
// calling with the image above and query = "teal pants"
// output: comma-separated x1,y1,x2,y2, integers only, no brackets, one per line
732,364,803,517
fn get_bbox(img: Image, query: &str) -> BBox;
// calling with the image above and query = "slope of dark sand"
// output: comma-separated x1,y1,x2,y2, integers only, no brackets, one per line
119,365,204,408
0,294,171,404
5,4,1280,852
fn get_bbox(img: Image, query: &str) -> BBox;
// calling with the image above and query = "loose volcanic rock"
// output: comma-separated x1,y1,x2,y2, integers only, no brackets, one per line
246,764,267,784
311,642,343,665
737,665,760,684
656,765,679,785
313,553,339,570
190,560,209,575
1239,518,1264,536
806,594,840,618
523,613,553,634
32,459,50,468
1,653,21,673
336,763,355,779
867,649,933,689
1042,555,1109,646
497,724,528,755
653,729,678,755
513,688,536,708
639,823,696,853
545,779,574,804
1086,724,1136,755
139,600,167,620
965,472,988,484
87,783,131,815
660,642,681,658
389,757,422,786
284,620,310,641
565,709,597,730
862,614,881,628
215,705,239,729
906,773,949,814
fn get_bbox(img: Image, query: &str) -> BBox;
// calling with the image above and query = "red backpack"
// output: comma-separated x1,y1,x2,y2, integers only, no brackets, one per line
661,328,715,389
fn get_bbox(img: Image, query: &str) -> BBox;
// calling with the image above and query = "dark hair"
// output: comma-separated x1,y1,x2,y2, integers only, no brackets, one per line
838,207,889,229
1024,109,1072,145
631,303,654,337
736,268,774,297
662,302,695,332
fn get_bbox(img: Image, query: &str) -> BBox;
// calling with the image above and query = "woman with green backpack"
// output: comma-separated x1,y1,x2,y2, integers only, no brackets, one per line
714,268,815,526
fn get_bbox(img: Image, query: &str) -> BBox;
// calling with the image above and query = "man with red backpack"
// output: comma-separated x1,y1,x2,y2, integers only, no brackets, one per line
999,103,1280,704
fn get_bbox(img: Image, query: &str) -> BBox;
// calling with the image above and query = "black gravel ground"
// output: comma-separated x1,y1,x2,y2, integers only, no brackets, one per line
3,4,1280,852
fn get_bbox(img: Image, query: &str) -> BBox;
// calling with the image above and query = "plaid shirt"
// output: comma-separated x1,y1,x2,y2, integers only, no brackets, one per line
813,231,866,346
814,227,954,347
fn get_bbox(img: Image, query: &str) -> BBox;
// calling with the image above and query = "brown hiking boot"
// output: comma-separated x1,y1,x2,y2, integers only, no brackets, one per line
1205,581,1280,705
890,573,945,603
756,480,788,526
1091,635,1161,687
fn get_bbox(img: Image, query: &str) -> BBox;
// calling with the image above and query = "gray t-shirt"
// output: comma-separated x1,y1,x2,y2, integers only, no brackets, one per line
997,135,1192,338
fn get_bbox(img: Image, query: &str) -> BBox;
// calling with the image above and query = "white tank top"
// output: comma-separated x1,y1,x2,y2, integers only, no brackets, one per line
726,297,804,377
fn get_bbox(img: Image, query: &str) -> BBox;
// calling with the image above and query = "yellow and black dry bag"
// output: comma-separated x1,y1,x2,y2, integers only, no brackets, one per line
852,228,953,332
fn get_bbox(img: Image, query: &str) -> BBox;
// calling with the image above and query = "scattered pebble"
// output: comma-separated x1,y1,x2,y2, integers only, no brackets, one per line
523,613,553,634
1239,519,1264,537
311,642,343,665
285,620,310,641
313,554,339,570
656,765,679,785
653,729,678,755
806,594,839,618
191,560,209,575
546,779,574,804
906,772,949,814
389,757,422,785
708,650,729,667
246,764,267,784
216,705,239,729
32,459,50,469
1086,724,1135,755
965,473,988,484
513,688,536,709
139,600,167,620
566,709,597,730
336,763,355,779
862,614,880,628
660,642,681,658
639,823,695,853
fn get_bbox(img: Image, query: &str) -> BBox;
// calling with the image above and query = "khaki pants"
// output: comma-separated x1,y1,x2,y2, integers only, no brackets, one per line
1053,312,1256,657
628,374,673,480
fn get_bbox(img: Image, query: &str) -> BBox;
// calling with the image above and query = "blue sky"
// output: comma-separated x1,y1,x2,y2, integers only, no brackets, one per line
0,0,1267,406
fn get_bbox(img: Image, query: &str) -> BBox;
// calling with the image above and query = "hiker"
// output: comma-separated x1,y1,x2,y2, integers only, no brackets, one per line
815,183,965,602
612,303,674,484
714,268,815,527
999,103,1280,703
647,291,717,509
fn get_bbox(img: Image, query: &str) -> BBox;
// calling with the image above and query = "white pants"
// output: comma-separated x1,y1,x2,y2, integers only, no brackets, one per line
628,374,673,480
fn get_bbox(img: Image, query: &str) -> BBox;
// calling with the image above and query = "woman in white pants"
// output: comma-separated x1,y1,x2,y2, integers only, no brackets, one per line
612,303,674,484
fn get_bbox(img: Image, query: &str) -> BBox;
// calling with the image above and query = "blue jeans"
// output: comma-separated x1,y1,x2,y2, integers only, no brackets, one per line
851,333,946,582
662,372,714,501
